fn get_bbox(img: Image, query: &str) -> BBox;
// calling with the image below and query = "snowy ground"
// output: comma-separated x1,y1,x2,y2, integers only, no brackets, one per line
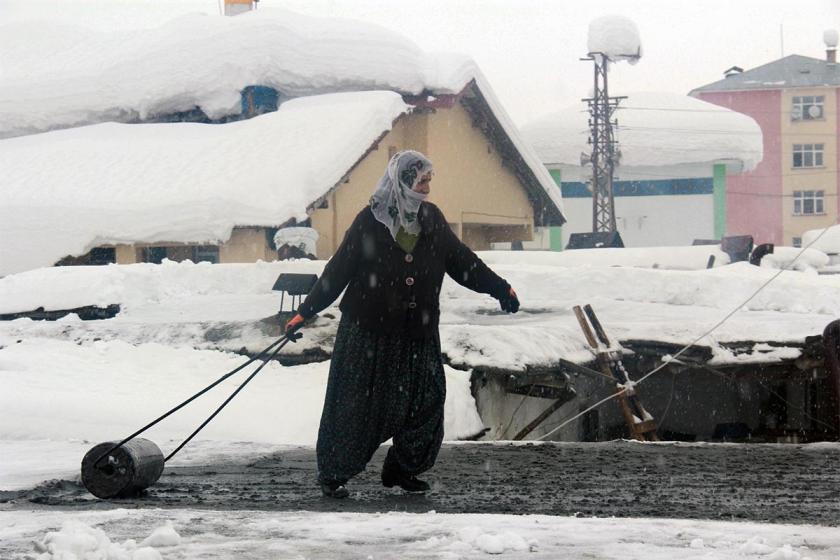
2,253,839,489
3,254,840,558
4,507,840,560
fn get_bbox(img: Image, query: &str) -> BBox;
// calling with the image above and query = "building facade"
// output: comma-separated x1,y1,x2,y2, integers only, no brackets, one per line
691,52,840,246
50,82,564,269
518,91,761,249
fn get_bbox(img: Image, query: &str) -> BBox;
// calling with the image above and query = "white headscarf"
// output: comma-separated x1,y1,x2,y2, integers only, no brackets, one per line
369,150,433,240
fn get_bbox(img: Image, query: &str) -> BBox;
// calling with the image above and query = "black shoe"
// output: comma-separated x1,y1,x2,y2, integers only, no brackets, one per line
381,466,430,493
320,481,349,499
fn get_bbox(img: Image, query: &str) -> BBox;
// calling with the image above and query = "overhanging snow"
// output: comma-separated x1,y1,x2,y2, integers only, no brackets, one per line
0,91,410,276
521,91,763,172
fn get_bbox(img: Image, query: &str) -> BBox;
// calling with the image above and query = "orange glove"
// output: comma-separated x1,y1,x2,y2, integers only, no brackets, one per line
284,313,305,339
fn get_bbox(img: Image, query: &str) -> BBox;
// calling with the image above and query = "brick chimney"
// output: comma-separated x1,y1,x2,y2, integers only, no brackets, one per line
224,0,255,17
825,29,838,63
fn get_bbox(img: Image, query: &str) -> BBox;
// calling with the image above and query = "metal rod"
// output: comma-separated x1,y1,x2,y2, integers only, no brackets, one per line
94,335,289,467
164,335,293,462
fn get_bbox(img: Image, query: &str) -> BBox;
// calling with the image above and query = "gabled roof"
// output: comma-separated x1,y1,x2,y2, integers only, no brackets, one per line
690,54,840,94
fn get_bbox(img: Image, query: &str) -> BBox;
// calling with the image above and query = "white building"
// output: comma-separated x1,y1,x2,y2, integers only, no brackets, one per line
517,91,763,249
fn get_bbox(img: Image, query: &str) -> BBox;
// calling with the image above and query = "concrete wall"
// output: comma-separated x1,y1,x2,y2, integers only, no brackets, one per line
219,227,274,263
110,227,272,265
559,194,714,247
697,90,784,244
310,101,536,258
780,87,838,245
115,245,139,264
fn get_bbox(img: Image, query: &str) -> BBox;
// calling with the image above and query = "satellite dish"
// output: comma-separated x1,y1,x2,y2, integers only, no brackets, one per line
809,105,823,119
792,106,803,120
825,29,839,48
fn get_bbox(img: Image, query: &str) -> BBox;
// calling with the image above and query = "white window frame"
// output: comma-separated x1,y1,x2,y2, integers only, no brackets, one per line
793,190,825,216
791,95,825,121
193,245,219,264
792,143,824,168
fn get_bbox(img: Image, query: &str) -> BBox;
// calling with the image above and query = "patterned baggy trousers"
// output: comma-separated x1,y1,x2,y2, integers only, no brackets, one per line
316,318,446,483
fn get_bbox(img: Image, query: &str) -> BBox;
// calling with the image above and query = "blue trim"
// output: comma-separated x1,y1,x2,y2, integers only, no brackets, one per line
560,178,713,198
241,85,279,116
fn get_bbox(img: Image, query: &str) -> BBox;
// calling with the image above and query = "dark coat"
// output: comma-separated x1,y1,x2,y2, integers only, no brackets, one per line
298,202,510,338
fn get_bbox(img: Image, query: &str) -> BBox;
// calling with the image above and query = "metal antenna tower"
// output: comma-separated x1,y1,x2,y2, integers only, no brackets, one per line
581,53,625,233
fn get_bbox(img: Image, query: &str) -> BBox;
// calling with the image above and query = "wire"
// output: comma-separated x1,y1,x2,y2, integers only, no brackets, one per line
535,224,835,442
549,167,838,181
499,383,536,439
618,106,829,117
656,371,678,426
568,104,829,117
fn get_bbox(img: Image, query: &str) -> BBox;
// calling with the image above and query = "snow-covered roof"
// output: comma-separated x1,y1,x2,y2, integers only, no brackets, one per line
0,91,409,276
0,8,564,275
691,55,840,93
520,91,763,172
0,9,475,139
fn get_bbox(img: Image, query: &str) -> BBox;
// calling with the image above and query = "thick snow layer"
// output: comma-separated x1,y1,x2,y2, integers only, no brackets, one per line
587,15,643,63
2,250,838,373
273,227,319,254
0,9,474,139
480,245,732,270
521,91,763,170
760,246,830,272
4,508,840,559
0,91,409,276
803,225,840,255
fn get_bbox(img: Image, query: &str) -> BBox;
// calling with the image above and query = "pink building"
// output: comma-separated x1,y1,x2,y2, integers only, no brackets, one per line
690,50,840,246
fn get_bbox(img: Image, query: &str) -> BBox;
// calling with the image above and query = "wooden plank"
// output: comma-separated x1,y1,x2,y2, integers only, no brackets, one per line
573,305,600,349
584,304,611,346
512,395,575,441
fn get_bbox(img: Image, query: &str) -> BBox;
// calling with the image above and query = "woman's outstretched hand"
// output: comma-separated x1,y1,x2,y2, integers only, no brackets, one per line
285,313,306,340
498,287,520,313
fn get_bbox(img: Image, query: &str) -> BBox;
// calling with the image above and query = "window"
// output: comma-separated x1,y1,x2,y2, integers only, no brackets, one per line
193,245,219,264
791,95,825,121
141,245,219,264
792,237,802,248
792,144,824,168
793,190,824,215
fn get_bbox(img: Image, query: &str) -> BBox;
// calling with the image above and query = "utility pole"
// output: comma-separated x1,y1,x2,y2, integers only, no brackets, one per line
581,53,625,233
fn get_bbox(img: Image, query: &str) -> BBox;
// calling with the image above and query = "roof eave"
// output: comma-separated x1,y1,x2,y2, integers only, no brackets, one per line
454,81,565,227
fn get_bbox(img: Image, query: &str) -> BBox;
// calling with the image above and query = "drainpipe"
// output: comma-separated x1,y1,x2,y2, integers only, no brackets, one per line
548,169,564,251
713,163,727,240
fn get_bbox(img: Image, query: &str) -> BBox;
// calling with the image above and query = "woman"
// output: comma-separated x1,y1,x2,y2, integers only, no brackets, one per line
285,150,520,498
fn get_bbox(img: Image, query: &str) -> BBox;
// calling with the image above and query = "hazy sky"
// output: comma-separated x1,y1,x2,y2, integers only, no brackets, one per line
6,0,838,125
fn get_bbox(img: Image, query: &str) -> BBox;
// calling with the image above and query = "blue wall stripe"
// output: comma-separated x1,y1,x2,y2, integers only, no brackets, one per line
561,178,713,198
